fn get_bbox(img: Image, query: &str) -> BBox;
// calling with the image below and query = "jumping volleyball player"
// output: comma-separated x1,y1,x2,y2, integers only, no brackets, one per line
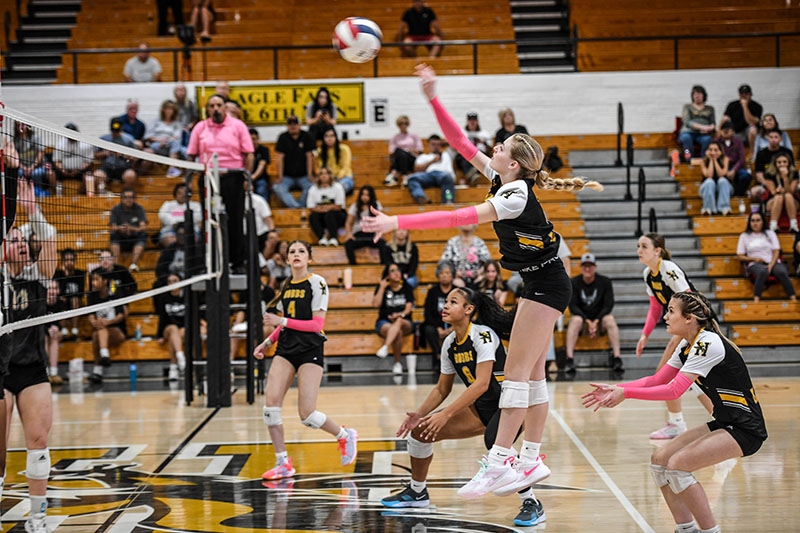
254,240,358,479
363,64,602,498
636,233,714,439
381,287,545,527
583,292,767,533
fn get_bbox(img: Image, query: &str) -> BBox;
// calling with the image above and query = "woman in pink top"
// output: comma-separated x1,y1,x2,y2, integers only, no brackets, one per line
385,115,424,186
736,211,796,302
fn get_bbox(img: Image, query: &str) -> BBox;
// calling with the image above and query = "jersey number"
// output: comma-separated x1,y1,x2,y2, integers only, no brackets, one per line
285,300,296,318
461,367,476,384
12,288,29,311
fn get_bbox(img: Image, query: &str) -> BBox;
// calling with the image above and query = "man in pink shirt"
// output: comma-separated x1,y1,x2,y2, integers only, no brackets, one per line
187,93,254,273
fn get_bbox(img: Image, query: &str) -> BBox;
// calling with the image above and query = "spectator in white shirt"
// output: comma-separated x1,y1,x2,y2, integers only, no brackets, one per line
158,183,202,247
123,43,162,83
306,167,347,246
406,134,455,204
244,184,277,258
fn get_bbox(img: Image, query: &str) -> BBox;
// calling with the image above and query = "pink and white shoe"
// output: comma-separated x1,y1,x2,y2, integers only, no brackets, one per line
262,457,296,480
494,454,551,497
649,421,686,440
338,427,358,466
456,456,518,499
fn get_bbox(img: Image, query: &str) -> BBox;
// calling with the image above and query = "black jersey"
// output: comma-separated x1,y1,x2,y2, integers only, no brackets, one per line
154,289,185,337
0,272,48,370
53,268,86,312
440,323,506,415
275,273,329,357
667,329,767,439
375,281,415,322
483,164,559,272
91,264,137,299
643,259,697,307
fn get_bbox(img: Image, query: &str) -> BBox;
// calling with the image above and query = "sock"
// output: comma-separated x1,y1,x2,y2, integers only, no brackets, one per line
176,350,185,361
488,445,516,467
30,494,47,516
93,366,103,376
520,440,541,463
668,411,684,426
769,220,778,231
517,487,535,502
410,479,426,492
99,348,110,358
169,364,178,372
275,451,288,465
675,522,697,533
700,527,721,533
791,219,799,230
335,427,347,440
49,366,58,377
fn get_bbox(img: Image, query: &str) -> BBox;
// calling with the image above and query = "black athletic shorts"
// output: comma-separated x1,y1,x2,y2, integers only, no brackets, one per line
4,362,49,397
519,261,572,313
707,420,764,457
274,348,324,370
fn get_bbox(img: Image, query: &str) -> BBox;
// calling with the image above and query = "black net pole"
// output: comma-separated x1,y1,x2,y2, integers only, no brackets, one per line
245,174,259,405
206,212,232,408
183,177,196,405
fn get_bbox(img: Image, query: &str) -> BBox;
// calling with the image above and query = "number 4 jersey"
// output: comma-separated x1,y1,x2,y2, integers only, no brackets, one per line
275,273,329,357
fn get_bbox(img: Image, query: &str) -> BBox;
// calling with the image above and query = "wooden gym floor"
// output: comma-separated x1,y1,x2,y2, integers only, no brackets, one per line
2,373,798,532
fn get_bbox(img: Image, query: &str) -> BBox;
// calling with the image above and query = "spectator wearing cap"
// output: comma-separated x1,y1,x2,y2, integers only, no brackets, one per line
95,118,138,189
397,0,443,58
249,128,272,203
456,112,492,184
187,93,255,274
719,84,762,147
123,43,162,83
113,100,147,148
678,85,715,162
714,120,751,196
272,115,314,208
52,123,95,194
565,253,621,373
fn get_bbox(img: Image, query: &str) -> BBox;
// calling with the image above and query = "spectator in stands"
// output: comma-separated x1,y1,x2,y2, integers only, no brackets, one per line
373,262,415,375
439,223,491,287
144,100,184,177
187,93,254,274
344,185,383,265
794,232,800,276
306,167,346,246
752,131,795,204
316,127,354,195
719,84,762,147
265,239,291,289
736,211,796,302
476,259,506,307
114,100,146,147
751,113,793,162
156,224,187,281
13,122,54,196
565,253,622,373
714,120,751,197
190,0,215,42
699,141,732,215
110,187,148,272
457,112,492,184
87,271,128,384
763,154,799,233
225,101,243,120
398,0,443,58
156,0,184,36
53,248,86,338
273,115,314,208
123,43,162,83
52,122,94,194
95,118,138,189
494,107,528,145
406,134,455,205
214,79,230,100
422,261,453,369
380,229,419,288
174,83,198,129
678,85,715,162
385,115,423,187
154,273,187,381
305,87,338,143
245,181,277,257
158,183,202,247
92,249,137,298
249,128,271,202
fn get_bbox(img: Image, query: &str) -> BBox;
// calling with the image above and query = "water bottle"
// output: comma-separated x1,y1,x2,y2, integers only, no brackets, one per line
56,182,62,196
444,189,454,204
129,364,137,387
85,174,94,197
76,236,83,249
135,323,142,341
739,198,746,214
343,267,353,290
98,180,106,194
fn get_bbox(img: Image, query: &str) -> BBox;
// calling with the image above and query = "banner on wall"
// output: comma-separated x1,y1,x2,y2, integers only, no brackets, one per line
195,83,365,126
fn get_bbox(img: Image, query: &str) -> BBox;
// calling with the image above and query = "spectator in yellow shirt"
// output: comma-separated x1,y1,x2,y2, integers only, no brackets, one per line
315,127,354,195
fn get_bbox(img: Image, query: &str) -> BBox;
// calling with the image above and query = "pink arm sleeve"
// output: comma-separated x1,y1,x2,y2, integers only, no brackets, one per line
267,325,282,343
622,372,694,401
642,296,662,337
620,363,680,389
397,206,478,231
284,316,325,333
429,97,479,161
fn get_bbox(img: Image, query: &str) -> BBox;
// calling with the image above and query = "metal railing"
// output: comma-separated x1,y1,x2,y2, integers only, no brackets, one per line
635,167,647,237
624,134,634,201
615,102,624,167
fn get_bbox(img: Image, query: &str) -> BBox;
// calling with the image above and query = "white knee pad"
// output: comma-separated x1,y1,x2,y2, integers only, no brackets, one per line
263,406,282,426
407,435,434,459
528,379,549,406
499,380,529,409
688,383,704,397
650,463,669,488
666,469,697,494
301,410,326,429
26,449,51,481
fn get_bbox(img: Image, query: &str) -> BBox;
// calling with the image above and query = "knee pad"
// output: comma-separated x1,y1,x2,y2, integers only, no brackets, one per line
688,383,704,398
407,435,434,459
26,449,50,481
666,469,697,494
528,379,549,406
650,463,668,488
499,380,529,409
301,410,326,429
263,406,282,427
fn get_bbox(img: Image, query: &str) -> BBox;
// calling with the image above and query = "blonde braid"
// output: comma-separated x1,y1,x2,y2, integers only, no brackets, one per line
509,133,603,192
673,292,741,355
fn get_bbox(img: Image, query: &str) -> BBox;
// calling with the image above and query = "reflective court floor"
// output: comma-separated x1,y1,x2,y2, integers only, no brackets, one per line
3,374,799,532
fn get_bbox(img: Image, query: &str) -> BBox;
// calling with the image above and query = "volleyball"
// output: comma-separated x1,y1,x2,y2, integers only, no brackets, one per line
332,17,383,63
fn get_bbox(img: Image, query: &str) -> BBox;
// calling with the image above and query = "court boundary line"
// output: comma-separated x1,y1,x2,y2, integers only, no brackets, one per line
549,408,655,533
